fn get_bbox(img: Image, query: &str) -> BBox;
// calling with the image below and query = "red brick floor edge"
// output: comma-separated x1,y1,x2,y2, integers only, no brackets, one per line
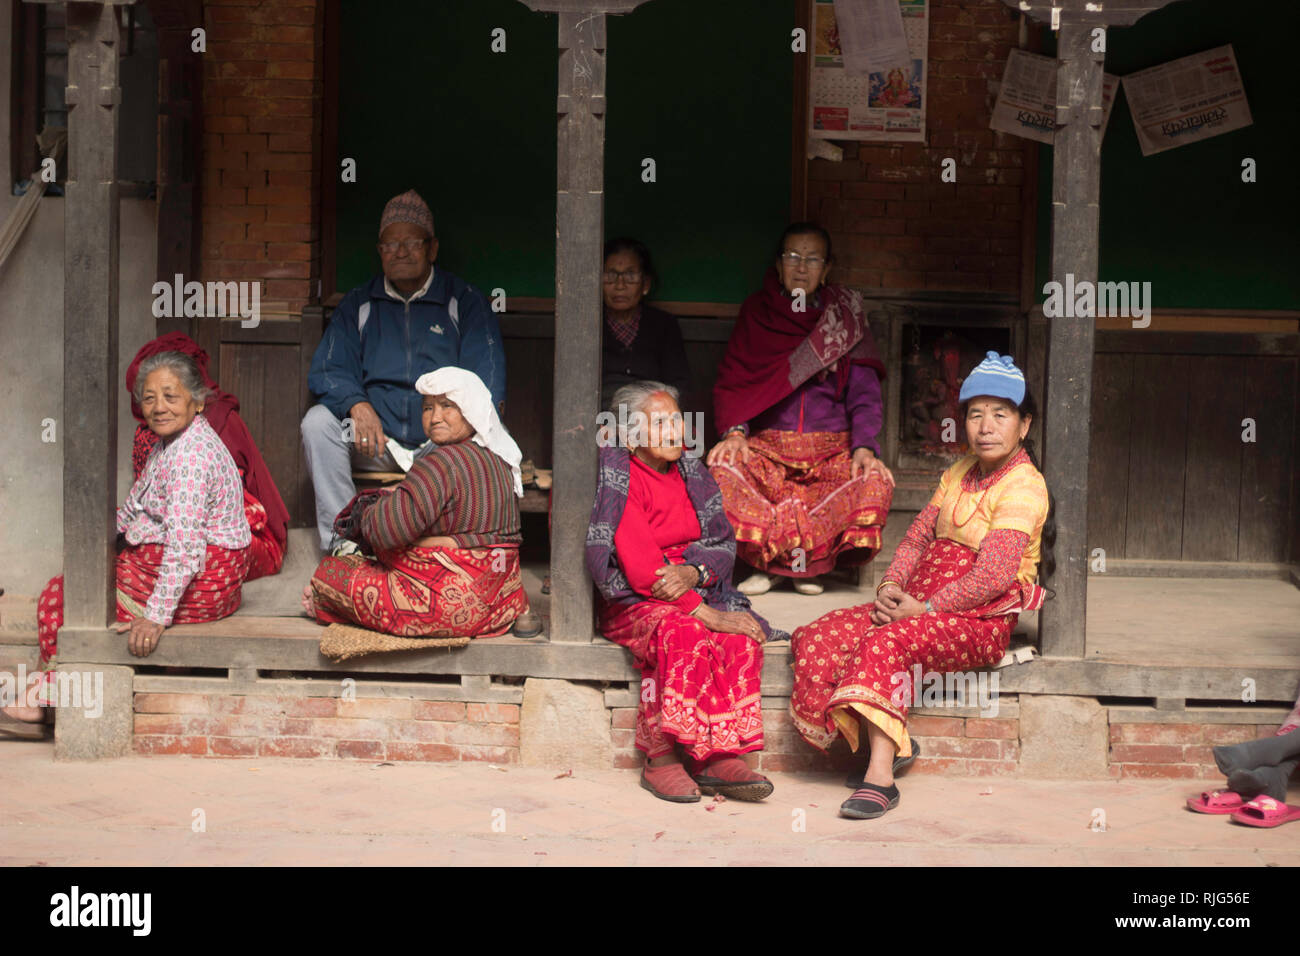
132,693,520,763
131,692,1283,780
609,706,1283,780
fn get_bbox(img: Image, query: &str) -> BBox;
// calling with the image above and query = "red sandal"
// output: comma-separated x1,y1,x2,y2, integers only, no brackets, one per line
1186,789,1246,814
1230,795,1300,828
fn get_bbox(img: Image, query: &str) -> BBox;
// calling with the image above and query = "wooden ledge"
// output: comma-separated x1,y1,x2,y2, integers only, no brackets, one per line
53,623,1300,703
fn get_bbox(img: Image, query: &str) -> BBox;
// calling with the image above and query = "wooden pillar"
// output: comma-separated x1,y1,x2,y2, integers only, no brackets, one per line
152,0,202,337
520,0,651,642
54,0,134,631
1003,0,1175,659
1038,20,1103,659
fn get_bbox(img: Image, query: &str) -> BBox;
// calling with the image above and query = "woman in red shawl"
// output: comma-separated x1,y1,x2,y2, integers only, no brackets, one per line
707,223,894,596
125,332,290,580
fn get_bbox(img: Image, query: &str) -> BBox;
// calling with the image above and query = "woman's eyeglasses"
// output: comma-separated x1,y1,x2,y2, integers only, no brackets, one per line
602,270,644,285
779,252,827,268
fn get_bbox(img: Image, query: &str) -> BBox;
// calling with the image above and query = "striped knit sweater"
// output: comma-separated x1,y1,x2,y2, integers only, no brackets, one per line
360,441,522,551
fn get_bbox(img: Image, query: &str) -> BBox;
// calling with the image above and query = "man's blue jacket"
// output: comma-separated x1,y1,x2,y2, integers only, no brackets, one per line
308,269,506,447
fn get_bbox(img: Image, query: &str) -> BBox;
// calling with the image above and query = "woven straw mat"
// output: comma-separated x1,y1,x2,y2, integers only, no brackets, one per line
319,622,471,661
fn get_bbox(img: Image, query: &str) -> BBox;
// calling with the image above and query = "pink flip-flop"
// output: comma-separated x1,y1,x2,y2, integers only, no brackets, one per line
1230,795,1300,828
1186,789,1246,814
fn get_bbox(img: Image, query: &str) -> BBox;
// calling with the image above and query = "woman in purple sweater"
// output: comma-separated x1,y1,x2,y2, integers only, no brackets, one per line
706,223,894,596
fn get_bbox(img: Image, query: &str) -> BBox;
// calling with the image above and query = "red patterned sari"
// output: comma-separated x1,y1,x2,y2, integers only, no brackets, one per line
36,543,251,695
790,539,1021,759
599,601,764,762
309,544,527,638
711,429,892,577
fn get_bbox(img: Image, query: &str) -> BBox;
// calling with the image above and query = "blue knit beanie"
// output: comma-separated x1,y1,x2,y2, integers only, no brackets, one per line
959,351,1025,406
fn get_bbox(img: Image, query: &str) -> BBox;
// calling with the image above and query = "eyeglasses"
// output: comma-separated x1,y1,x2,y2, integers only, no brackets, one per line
779,252,827,268
602,270,644,285
378,238,429,256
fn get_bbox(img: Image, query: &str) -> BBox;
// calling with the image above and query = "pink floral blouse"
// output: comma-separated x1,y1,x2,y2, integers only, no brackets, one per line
116,414,250,625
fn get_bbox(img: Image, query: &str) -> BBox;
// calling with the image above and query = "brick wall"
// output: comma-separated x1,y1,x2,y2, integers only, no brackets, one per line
610,701,1022,776
126,687,1286,781
133,693,519,763
609,699,1290,781
810,0,1029,295
201,0,323,314
1108,720,1280,780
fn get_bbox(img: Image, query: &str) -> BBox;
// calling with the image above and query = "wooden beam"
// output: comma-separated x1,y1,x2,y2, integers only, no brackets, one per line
152,0,202,337
1002,0,1179,28
319,0,340,299
1037,20,1103,660
547,8,607,642
790,0,811,222
1094,331,1300,356
59,1,133,632
57,624,1300,702
518,0,654,641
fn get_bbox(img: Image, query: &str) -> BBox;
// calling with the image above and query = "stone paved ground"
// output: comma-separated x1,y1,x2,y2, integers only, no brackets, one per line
1,743,1295,866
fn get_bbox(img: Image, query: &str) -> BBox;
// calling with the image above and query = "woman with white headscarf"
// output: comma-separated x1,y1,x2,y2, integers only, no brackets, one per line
303,367,530,638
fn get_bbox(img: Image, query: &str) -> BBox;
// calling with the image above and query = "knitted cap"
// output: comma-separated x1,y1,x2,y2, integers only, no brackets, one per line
379,190,434,238
959,351,1026,406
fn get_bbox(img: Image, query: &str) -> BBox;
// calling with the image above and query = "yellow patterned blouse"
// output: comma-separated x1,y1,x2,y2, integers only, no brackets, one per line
929,449,1050,586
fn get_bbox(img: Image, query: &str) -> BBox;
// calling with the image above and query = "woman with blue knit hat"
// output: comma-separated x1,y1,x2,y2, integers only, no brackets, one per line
790,352,1053,820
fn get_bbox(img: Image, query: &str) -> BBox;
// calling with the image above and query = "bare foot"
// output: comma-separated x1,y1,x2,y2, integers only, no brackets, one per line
301,582,317,618
2,704,46,723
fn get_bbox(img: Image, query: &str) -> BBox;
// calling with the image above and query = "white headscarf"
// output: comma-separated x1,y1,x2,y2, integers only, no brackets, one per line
414,367,523,497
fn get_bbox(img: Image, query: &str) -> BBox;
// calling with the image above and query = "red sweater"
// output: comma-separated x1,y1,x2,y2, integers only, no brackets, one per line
614,454,704,612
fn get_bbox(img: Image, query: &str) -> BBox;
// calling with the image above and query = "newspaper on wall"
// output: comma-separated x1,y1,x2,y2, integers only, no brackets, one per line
989,48,1119,145
1121,44,1252,156
809,0,928,142
833,0,910,75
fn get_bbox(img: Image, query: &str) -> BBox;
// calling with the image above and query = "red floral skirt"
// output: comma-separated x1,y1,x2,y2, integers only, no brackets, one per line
243,492,284,581
599,600,764,762
37,542,252,672
309,543,528,638
790,539,1015,758
709,429,892,577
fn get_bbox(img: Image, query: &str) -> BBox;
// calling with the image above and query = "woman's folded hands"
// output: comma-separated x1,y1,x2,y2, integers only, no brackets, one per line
871,581,925,625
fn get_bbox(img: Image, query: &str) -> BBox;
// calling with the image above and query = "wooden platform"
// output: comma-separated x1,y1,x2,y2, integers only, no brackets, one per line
46,527,1300,708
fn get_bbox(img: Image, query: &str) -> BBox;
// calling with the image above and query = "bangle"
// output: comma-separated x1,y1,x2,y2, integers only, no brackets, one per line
694,563,709,587
924,599,935,613
876,579,899,594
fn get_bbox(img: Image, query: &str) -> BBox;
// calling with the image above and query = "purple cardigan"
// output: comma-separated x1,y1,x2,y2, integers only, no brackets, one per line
744,364,884,454
585,445,783,641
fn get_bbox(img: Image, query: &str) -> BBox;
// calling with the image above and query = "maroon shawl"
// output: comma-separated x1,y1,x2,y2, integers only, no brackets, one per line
713,270,885,434
125,332,290,550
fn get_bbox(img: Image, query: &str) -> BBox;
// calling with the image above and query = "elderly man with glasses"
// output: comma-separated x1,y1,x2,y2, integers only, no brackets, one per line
302,190,506,554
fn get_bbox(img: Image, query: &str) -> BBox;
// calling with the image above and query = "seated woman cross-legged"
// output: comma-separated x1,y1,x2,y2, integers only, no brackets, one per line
304,367,529,638
790,352,1052,820
587,381,781,804
708,222,894,597
3,351,253,723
